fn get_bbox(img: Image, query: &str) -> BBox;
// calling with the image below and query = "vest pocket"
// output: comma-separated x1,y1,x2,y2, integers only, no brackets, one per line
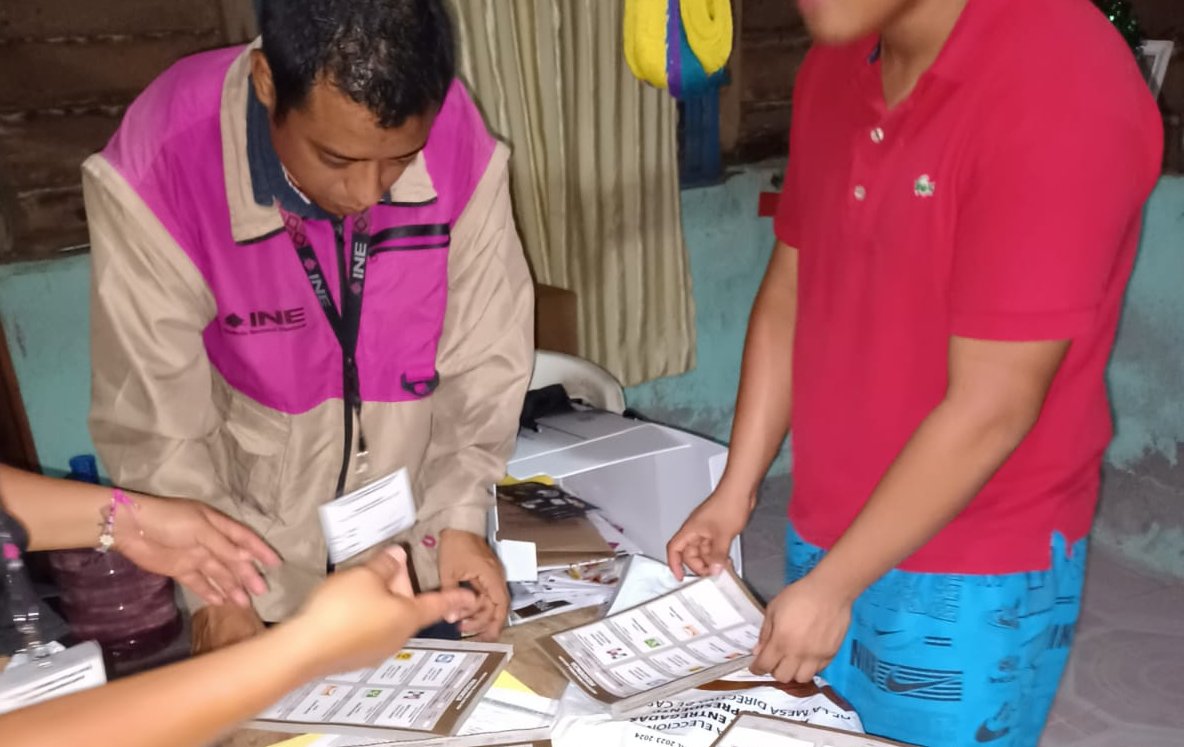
359,241,449,403
218,391,291,525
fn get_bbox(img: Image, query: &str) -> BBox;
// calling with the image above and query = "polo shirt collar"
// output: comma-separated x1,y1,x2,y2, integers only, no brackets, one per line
220,41,438,244
860,0,1012,85
924,0,1009,82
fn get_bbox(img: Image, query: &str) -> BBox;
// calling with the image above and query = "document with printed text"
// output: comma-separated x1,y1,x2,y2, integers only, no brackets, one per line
249,639,512,740
537,568,765,716
710,712,914,747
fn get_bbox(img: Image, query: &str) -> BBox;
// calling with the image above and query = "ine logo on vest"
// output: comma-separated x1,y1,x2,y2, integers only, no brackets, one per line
222,308,308,335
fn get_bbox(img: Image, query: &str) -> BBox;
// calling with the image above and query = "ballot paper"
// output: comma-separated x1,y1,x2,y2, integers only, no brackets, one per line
509,557,624,626
288,672,558,747
605,555,697,615
299,735,551,747
318,469,418,564
710,712,913,747
551,675,866,747
537,567,765,716
249,639,511,740
509,586,607,626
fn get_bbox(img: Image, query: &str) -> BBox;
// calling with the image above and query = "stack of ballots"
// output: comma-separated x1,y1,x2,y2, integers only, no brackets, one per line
494,479,638,625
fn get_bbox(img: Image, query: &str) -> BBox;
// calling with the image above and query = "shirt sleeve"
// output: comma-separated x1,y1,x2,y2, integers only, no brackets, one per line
83,155,231,512
412,143,534,551
949,91,1161,341
773,50,819,249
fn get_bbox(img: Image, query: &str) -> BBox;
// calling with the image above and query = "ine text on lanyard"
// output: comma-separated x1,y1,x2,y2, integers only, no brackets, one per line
281,209,372,494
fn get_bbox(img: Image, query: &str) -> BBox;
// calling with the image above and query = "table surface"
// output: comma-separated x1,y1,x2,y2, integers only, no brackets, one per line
6,613,839,747
219,607,600,747
1,608,598,747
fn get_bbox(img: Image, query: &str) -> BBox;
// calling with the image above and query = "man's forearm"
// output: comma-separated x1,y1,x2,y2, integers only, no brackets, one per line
718,243,798,502
808,398,1035,600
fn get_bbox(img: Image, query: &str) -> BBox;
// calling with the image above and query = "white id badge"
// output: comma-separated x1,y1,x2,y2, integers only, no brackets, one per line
319,468,418,564
0,640,106,715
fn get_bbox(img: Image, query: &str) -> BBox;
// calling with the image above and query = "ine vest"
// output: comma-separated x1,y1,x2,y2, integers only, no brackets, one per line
99,45,496,416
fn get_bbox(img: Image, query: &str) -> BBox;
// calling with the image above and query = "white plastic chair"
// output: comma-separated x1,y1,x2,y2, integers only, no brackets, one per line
529,351,626,413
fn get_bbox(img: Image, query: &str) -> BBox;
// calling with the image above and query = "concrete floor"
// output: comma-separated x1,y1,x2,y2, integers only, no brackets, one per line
740,476,1184,747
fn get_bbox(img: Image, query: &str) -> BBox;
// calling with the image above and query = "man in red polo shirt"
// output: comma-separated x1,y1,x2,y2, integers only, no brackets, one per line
667,0,1163,744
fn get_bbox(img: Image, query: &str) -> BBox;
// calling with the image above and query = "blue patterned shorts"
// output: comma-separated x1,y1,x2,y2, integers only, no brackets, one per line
785,523,1086,747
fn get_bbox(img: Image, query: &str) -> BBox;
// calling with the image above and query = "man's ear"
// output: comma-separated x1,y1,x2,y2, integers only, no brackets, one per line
249,49,277,114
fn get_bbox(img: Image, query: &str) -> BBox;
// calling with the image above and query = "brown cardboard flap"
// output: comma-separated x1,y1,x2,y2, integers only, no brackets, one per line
534,284,579,356
495,500,613,565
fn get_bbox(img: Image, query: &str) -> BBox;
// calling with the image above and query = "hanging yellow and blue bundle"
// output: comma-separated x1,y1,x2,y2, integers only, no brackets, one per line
624,0,733,98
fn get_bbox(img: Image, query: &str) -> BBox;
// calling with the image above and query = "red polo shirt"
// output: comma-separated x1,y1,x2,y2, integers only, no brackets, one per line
776,0,1163,573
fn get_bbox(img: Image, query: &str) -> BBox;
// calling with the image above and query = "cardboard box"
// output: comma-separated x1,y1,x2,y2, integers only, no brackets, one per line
492,409,739,581
534,284,579,356
494,499,614,568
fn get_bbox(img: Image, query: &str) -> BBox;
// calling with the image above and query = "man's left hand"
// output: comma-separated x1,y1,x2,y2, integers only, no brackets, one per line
437,528,508,641
750,573,852,683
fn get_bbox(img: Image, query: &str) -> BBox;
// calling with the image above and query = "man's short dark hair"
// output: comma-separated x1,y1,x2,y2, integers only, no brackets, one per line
260,0,455,128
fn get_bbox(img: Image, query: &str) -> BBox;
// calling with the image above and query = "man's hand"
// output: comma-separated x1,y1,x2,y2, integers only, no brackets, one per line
750,572,852,683
115,495,282,608
437,529,508,641
292,547,478,678
666,489,754,581
191,603,267,654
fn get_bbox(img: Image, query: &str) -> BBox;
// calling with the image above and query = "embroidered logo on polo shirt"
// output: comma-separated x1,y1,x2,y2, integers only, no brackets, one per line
913,174,936,198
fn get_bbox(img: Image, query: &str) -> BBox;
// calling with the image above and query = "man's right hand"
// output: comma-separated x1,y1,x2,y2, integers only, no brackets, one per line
290,547,478,679
666,489,755,581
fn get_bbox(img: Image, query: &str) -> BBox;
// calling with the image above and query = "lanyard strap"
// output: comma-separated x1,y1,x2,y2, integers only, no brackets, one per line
282,209,371,366
282,210,373,467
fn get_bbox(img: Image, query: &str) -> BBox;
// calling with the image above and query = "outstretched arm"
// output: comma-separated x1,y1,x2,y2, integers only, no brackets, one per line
0,547,476,747
0,465,280,607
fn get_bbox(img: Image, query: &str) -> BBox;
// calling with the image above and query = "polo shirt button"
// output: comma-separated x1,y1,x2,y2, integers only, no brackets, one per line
871,127,885,143
853,185,867,201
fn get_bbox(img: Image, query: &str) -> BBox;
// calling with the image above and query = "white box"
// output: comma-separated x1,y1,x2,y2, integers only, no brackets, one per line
499,409,740,576
0,641,106,715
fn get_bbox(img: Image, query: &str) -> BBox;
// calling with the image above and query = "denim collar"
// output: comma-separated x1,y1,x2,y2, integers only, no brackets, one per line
245,81,334,221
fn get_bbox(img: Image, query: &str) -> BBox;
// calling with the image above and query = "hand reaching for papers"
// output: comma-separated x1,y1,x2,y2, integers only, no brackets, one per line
438,528,510,641
114,495,282,608
665,488,753,581
750,573,852,684
0,546,479,747
0,465,281,608
292,546,478,678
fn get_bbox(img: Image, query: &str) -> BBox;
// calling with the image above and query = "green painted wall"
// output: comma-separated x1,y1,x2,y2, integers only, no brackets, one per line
0,254,93,476
1092,176,1184,578
627,161,792,476
1,169,1181,575
1105,178,1184,467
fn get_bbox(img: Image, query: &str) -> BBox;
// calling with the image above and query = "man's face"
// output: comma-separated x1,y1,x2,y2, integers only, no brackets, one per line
795,0,914,45
251,52,435,217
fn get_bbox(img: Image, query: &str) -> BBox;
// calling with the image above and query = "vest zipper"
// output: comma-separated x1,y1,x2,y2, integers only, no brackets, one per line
332,217,353,498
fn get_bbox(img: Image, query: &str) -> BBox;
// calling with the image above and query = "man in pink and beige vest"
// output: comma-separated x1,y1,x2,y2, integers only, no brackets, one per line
82,0,531,651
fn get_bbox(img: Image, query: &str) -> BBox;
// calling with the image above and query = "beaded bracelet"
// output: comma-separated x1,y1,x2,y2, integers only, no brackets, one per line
96,488,134,553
